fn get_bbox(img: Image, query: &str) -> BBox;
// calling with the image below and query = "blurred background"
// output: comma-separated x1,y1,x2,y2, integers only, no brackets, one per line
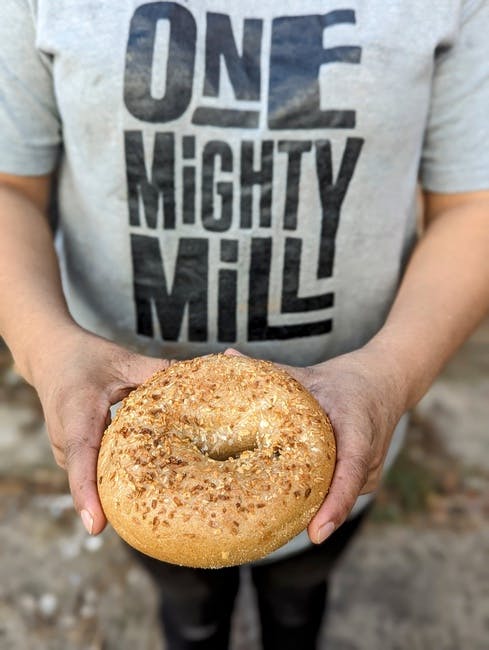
1,318,488,650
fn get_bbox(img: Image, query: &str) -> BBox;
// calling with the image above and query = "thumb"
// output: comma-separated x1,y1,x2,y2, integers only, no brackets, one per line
63,410,111,536
307,453,369,544
68,440,106,536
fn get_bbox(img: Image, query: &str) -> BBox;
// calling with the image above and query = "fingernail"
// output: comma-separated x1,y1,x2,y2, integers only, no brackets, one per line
316,521,335,544
81,509,94,535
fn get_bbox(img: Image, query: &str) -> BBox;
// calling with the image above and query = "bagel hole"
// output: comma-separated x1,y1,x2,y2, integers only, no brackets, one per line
204,442,259,462
201,442,282,461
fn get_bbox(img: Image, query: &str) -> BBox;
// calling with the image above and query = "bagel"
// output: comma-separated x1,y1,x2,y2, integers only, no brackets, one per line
97,354,336,568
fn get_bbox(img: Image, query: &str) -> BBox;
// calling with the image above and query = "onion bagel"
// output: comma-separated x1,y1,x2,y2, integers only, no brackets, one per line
97,354,336,568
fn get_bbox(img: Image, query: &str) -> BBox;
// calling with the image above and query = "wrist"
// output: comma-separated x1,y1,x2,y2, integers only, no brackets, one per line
361,327,433,410
12,318,86,388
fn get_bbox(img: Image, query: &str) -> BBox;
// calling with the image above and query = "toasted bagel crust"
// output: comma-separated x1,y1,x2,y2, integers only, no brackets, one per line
97,354,336,568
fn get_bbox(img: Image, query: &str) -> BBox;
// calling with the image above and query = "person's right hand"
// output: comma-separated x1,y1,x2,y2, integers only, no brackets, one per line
30,325,170,535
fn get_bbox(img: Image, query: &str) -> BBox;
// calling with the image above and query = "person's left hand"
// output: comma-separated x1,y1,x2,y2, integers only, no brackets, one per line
225,345,408,544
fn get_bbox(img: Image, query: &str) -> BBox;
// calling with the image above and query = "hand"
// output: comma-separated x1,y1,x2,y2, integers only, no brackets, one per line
284,347,408,543
30,326,170,535
226,344,408,544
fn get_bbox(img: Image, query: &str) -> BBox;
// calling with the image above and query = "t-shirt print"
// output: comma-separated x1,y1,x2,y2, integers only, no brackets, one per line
123,3,364,344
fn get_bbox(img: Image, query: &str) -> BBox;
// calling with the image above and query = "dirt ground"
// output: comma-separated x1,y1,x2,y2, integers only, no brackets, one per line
1,320,488,650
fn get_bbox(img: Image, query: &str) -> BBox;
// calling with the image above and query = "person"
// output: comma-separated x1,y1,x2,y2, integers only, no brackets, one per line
0,1,488,648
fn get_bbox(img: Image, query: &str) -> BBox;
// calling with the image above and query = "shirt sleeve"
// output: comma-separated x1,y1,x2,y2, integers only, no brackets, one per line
420,0,489,193
0,0,61,175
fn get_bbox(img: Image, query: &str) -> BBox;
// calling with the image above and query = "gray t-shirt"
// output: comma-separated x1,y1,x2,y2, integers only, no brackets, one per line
1,0,488,362
1,0,488,559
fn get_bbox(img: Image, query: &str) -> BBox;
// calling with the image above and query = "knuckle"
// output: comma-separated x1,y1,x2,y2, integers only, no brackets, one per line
63,437,87,466
349,454,370,486
63,436,100,468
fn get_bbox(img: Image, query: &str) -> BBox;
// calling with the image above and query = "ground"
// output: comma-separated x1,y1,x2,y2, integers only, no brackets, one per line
0,319,488,649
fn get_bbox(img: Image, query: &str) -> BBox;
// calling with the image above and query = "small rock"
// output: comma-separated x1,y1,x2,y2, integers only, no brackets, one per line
38,592,59,620
83,535,104,553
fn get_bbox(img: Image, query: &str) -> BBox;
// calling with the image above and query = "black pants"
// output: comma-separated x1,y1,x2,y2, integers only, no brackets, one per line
131,510,369,650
